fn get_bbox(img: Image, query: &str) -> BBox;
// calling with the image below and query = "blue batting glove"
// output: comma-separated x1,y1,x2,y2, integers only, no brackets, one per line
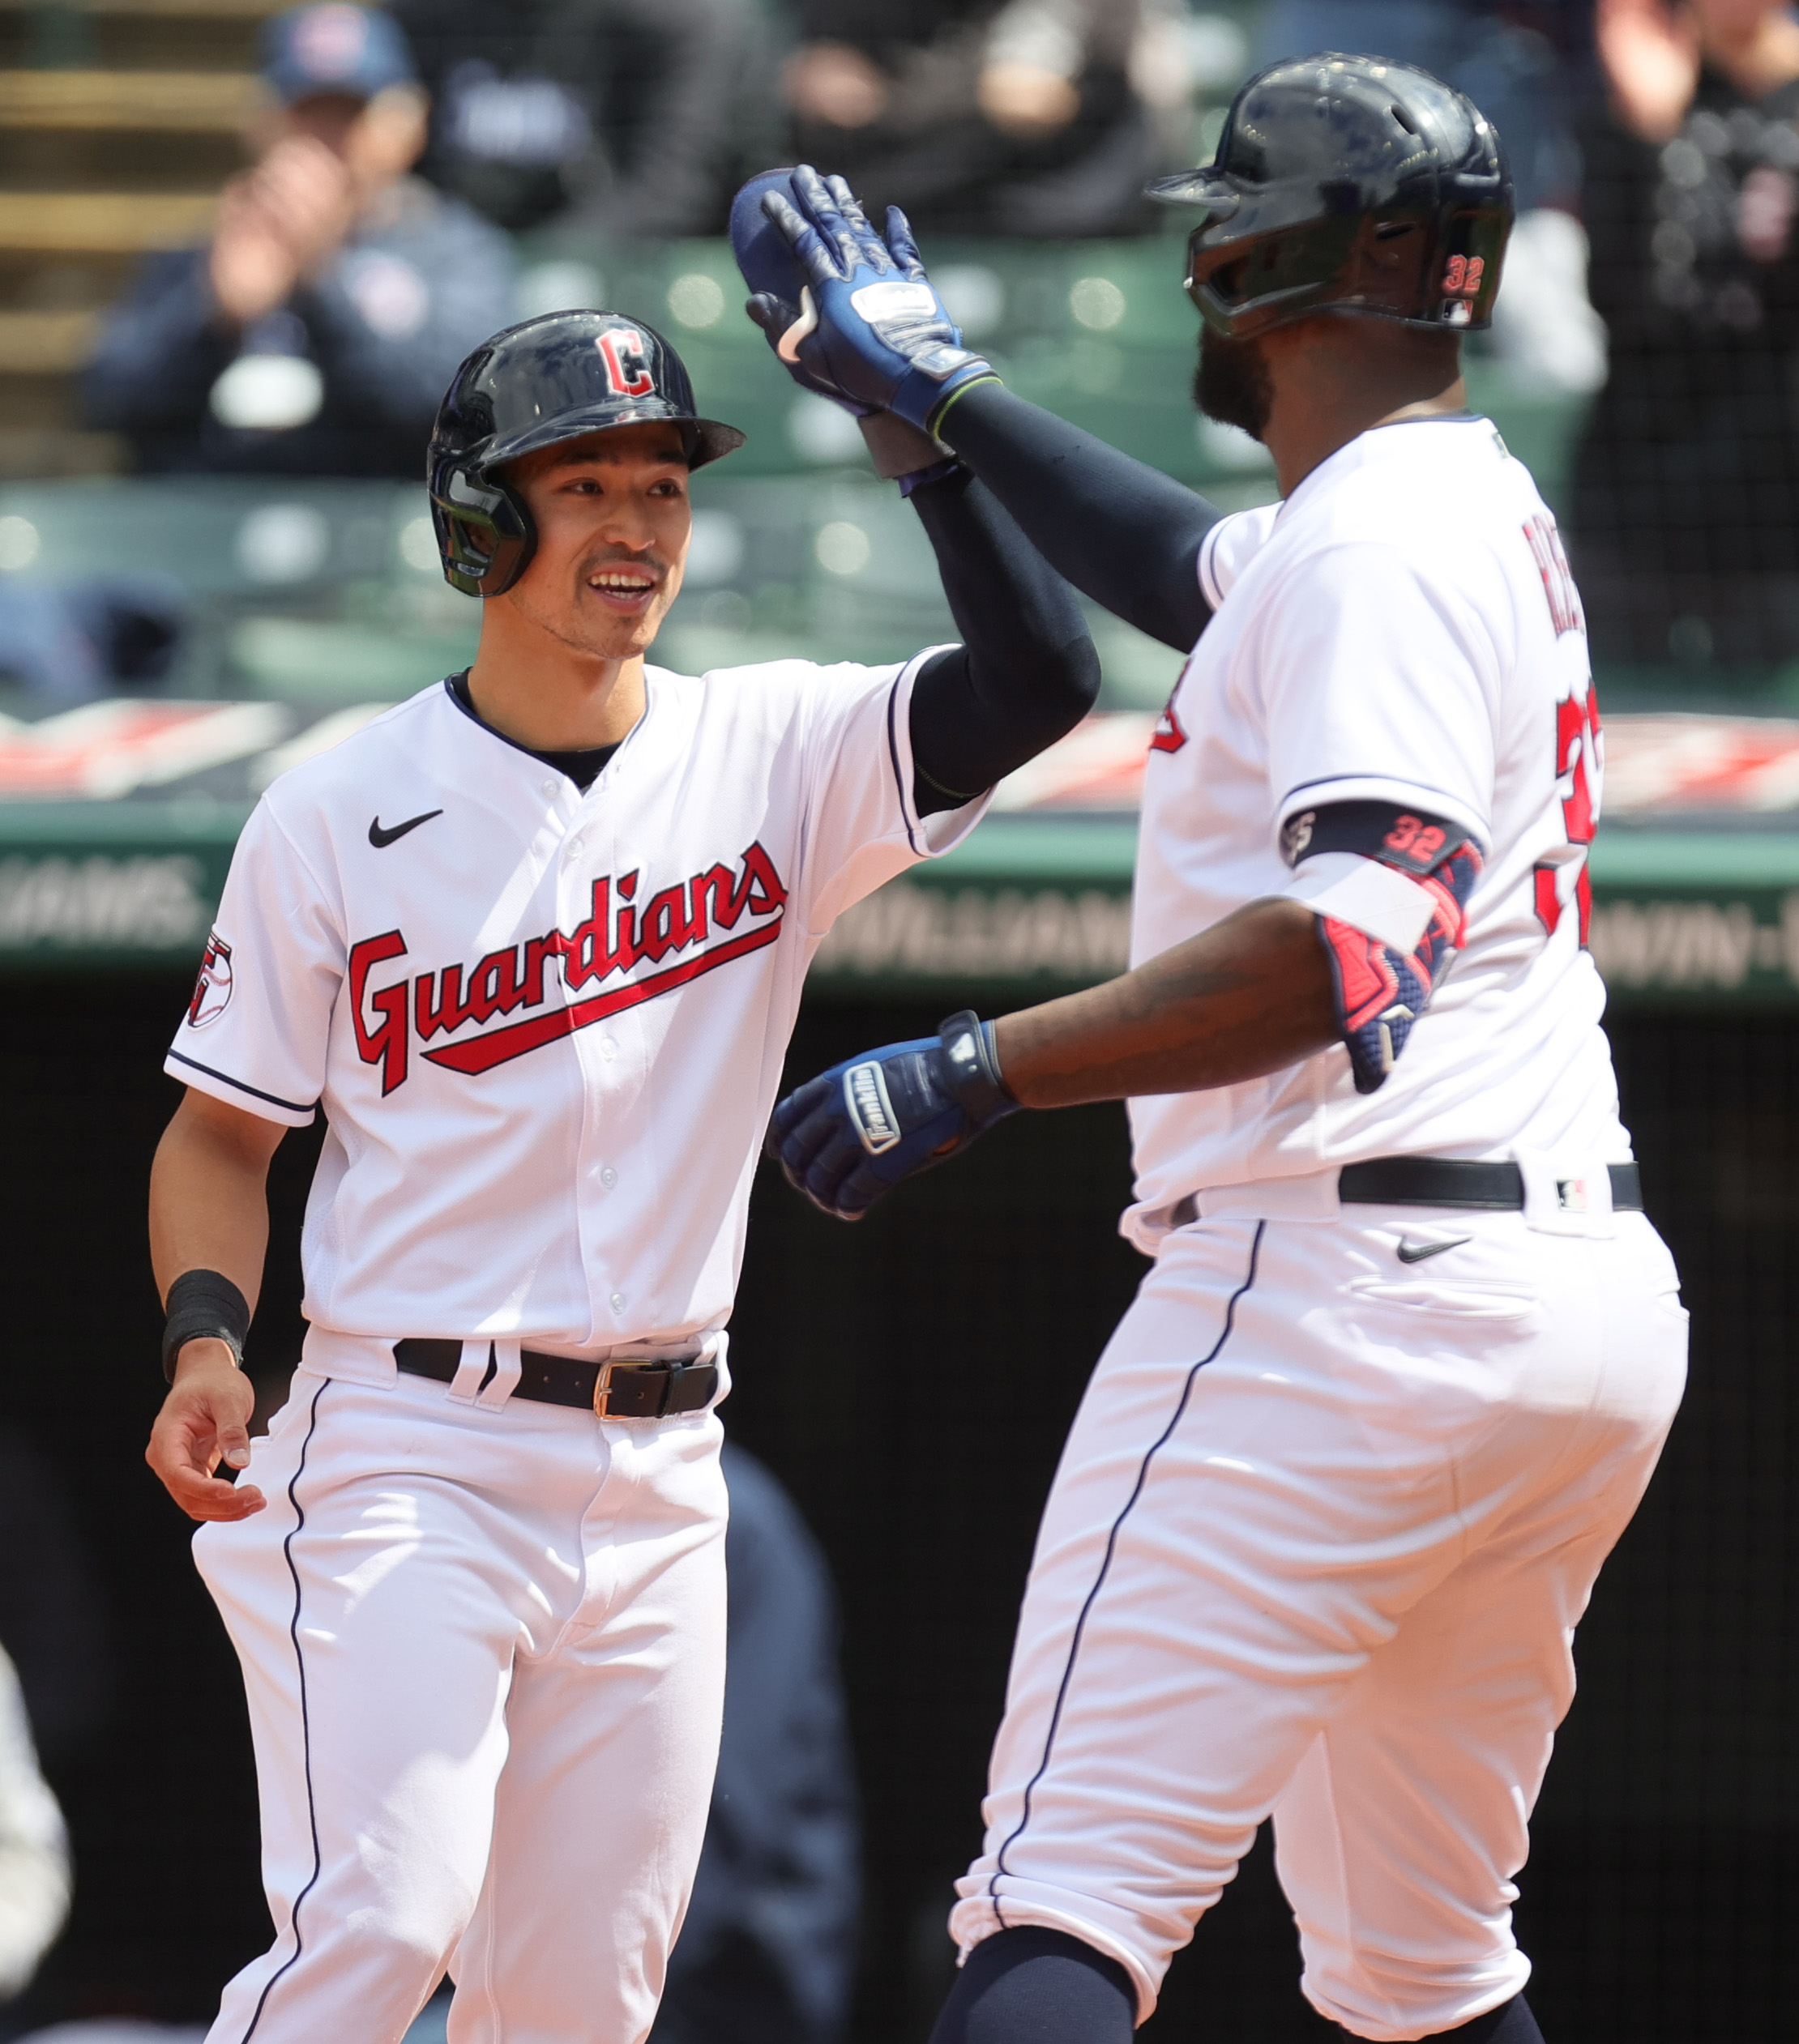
730,166,873,416
756,165,998,435
767,1009,1020,1221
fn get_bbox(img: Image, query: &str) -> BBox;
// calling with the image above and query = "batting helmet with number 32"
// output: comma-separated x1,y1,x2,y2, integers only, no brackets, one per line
1147,53,1513,340
428,310,745,597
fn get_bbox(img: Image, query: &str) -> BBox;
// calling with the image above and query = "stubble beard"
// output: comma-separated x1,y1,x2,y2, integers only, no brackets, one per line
506,565,671,664
1194,326,1273,441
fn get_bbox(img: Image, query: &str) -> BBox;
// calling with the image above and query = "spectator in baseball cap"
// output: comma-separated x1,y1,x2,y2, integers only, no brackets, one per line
262,0,419,105
81,4,515,478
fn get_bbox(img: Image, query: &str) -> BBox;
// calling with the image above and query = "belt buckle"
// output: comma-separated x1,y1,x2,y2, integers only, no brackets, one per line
592,1357,669,1419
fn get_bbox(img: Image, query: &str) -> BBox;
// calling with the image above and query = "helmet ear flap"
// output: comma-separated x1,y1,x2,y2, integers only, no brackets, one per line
429,461,536,598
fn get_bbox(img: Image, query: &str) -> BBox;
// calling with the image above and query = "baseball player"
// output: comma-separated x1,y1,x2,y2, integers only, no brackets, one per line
748,58,1689,2044
142,307,1098,2044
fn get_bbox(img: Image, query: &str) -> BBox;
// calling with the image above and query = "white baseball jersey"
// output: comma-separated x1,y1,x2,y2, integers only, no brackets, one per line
1126,416,1624,1246
167,655,981,1355
947,416,1686,2043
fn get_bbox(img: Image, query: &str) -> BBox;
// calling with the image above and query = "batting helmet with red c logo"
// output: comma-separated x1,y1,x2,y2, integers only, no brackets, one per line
427,310,745,598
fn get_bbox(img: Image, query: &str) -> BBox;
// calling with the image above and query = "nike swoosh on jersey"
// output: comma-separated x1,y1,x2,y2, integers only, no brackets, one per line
369,809,443,848
1395,1235,1472,1264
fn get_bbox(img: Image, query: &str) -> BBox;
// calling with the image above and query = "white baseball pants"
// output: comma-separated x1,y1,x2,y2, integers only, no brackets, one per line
193,1365,729,2044
950,1208,1687,2039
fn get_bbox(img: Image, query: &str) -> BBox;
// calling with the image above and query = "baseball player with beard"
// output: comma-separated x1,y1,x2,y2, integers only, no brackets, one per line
749,56,1689,2044
141,308,1097,2044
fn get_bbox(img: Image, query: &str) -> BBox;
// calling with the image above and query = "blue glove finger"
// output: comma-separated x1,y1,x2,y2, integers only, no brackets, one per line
831,1159,891,1218
823,174,895,274
772,1103,835,1199
779,1126,850,1214
763,188,843,289
767,1073,834,1171
745,291,797,339
789,165,874,285
805,1122,875,1216
767,1085,870,1218
885,205,928,282
768,1071,834,1152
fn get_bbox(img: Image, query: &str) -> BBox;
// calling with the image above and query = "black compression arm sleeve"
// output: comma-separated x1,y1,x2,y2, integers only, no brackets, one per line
933,381,1227,652
905,466,1100,817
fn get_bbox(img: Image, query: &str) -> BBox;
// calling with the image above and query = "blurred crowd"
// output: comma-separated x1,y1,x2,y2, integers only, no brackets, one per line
79,0,1216,478
65,0,1799,676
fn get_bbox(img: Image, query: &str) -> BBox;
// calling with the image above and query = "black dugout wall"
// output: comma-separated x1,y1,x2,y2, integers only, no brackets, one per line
0,976,1790,2042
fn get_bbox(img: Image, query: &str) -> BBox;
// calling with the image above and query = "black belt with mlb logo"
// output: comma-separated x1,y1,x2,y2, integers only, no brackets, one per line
1169,1158,1644,1228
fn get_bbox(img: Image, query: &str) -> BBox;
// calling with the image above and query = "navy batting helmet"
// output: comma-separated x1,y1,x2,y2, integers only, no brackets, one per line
428,310,746,598
1147,53,1513,340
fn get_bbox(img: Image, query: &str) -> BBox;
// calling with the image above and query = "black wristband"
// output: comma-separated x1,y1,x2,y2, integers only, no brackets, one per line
937,1009,1014,1121
161,1269,251,1385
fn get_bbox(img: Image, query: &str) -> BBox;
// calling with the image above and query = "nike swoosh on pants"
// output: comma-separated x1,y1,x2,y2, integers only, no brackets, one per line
1396,1235,1472,1265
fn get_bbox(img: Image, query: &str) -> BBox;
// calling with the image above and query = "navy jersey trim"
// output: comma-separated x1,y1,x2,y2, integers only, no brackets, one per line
886,672,924,856
987,1221,1266,1925
167,1052,316,1118
443,672,619,790
237,1378,329,2043
1279,774,1478,826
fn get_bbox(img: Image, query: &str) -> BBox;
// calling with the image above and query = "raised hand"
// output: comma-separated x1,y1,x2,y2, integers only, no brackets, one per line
1596,0,1702,143
755,166,998,433
731,166,872,415
209,132,357,326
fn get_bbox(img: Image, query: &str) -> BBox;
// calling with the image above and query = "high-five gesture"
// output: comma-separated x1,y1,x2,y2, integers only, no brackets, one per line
749,165,997,433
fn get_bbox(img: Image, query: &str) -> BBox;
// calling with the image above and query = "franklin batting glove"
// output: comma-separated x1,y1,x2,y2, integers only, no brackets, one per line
755,166,999,435
767,1009,1019,1220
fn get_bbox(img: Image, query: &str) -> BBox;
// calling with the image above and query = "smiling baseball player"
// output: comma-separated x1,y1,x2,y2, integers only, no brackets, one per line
748,58,1690,2044
143,306,1096,2044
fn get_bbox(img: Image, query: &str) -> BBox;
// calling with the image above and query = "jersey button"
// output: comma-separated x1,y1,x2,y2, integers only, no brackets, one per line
609,1291,625,1313
541,777,560,799
600,1167,617,1187
566,836,583,859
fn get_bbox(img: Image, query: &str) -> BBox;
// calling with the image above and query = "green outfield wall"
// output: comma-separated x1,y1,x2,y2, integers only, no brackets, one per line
3,799,1797,1005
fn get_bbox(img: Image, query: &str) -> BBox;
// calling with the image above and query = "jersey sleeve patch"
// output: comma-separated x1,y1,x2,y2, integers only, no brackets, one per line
1278,797,1479,876
1283,800,1485,1095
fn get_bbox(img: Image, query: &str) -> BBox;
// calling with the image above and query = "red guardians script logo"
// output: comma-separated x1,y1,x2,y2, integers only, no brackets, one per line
350,842,788,1094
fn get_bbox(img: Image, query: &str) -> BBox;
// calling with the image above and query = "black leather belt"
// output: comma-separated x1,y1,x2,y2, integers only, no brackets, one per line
1171,1157,1643,1227
392,1338,718,1419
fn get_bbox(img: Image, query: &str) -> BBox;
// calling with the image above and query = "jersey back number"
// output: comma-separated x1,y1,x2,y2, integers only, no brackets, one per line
1534,684,1600,945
